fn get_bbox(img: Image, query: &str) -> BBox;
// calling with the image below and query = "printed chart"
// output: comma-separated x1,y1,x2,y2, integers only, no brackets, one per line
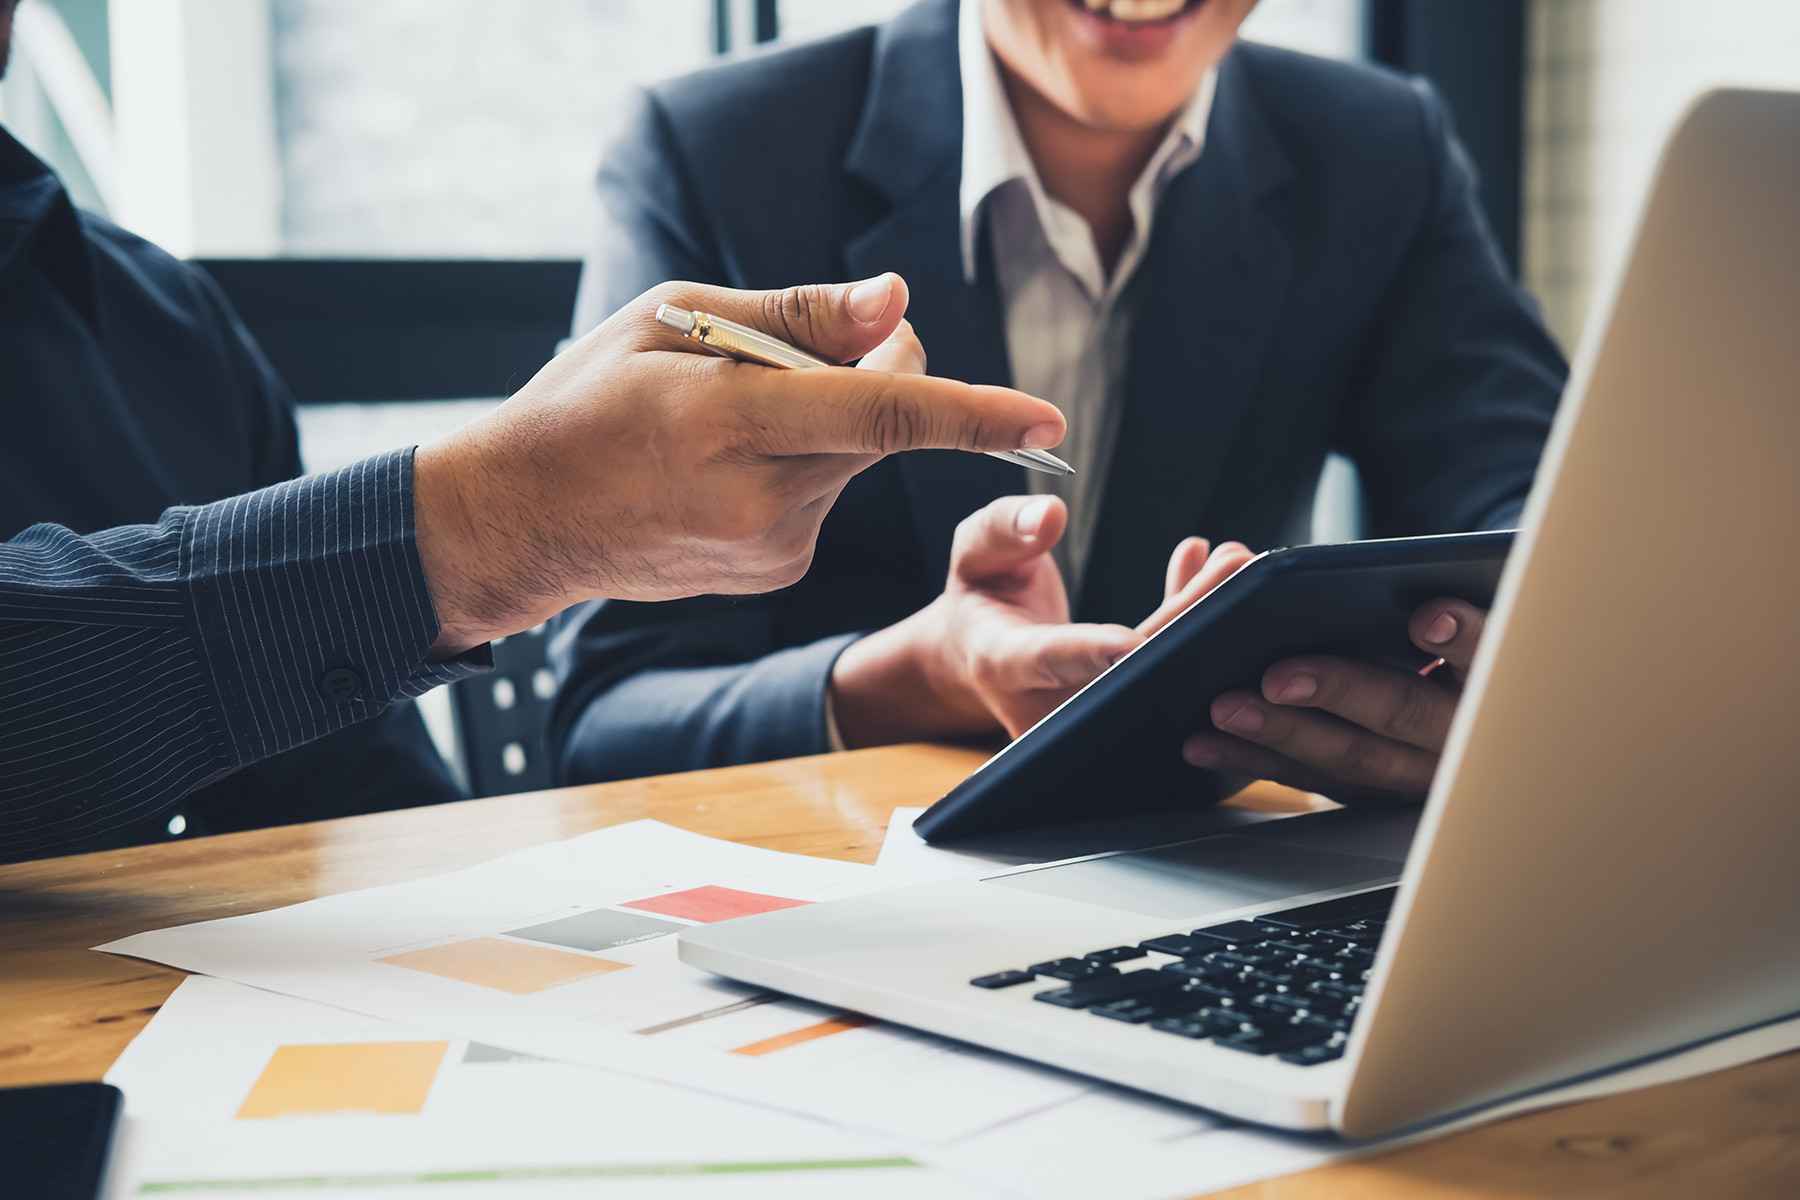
99,822,1090,1144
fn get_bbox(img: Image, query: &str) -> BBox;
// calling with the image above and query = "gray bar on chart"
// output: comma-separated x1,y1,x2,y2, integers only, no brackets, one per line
505,908,683,953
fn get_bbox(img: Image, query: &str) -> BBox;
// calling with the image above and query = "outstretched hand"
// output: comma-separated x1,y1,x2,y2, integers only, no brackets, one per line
414,274,1065,654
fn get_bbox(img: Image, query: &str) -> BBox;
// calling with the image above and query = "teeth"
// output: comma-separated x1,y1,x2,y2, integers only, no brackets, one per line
1090,0,1190,22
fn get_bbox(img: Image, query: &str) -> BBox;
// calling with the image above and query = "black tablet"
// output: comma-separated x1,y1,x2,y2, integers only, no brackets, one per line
914,531,1515,842
4,1082,124,1200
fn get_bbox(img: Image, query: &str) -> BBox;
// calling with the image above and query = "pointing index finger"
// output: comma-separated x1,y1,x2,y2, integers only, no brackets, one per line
740,365,1065,457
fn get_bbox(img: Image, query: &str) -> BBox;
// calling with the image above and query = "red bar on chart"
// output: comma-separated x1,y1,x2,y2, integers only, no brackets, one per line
621,885,810,924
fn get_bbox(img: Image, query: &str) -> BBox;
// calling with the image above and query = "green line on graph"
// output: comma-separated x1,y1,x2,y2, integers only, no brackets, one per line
139,1156,922,1193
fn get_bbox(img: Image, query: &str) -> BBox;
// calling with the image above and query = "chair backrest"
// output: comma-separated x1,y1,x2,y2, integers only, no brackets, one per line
197,258,580,798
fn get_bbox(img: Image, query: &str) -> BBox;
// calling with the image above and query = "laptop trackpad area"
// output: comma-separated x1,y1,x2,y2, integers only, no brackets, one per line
985,836,1400,920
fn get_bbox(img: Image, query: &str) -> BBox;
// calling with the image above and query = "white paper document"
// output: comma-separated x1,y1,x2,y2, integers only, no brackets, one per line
104,976,1346,1200
875,806,1051,880
98,821,1093,1145
99,819,1800,1198
105,976,984,1198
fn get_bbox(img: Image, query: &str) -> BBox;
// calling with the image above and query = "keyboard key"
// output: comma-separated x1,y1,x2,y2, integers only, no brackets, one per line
1244,969,1299,991
1279,1043,1345,1067
1250,993,1314,1018
1298,991,1348,1017
1034,969,1178,1010
1258,887,1398,929
1030,958,1119,982
1151,1008,1248,1039
1161,977,1238,1005
1161,960,1235,985
1186,920,1272,947
1085,945,1148,965
1264,940,1323,956
1308,980,1363,1003
1206,951,1273,971
1090,998,1163,1024
1215,1025,1330,1057
1139,933,1205,957
1306,931,1364,949
969,970,1035,990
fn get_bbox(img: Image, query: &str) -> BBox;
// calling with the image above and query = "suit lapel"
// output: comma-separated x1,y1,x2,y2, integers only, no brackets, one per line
1076,50,1296,622
843,0,1023,586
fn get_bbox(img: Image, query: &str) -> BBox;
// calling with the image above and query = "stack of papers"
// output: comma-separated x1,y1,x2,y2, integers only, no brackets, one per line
95,816,1800,1198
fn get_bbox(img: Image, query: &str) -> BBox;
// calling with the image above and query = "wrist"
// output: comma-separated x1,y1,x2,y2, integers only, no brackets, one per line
414,436,553,656
828,602,995,748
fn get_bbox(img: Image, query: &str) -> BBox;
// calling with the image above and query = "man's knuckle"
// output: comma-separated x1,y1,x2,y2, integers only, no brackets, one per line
1378,681,1433,739
759,288,806,348
856,388,913,453
1339,737,1387,781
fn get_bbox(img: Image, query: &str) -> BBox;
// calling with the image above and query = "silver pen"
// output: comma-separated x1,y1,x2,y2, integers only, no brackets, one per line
654,304,1075,477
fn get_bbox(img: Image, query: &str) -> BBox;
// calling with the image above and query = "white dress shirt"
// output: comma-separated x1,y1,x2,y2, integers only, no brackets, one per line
958,0,1217,589
824,8,1218,752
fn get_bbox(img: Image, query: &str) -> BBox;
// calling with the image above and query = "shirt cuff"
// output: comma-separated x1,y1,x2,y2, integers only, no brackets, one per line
179,447,489,768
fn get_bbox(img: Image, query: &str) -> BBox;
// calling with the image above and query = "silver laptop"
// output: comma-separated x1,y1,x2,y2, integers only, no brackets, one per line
679,89,1800,1138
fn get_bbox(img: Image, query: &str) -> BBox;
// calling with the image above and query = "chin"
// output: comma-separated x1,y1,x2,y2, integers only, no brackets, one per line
1038,0,1238,124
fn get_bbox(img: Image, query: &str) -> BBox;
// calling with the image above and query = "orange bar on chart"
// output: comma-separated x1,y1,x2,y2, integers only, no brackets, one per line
378,937,629,994
622,885,810,924
236,1041,449,1119
730,1015,873,1057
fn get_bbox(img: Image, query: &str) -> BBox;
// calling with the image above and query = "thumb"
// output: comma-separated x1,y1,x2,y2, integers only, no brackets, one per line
951,495,1066,581
646,275,910,364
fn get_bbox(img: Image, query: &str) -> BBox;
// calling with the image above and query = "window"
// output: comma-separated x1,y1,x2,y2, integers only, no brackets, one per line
270,0,714,257
1524,0,1800,349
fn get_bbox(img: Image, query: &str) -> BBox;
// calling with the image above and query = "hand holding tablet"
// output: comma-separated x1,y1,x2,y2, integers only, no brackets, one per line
915,529,1514,841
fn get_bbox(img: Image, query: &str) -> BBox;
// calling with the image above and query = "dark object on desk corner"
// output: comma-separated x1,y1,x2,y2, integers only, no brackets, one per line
3,1081,123,1200
917,530,1516,843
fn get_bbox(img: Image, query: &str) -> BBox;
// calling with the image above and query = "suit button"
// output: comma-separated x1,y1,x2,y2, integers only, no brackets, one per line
320,667,365,703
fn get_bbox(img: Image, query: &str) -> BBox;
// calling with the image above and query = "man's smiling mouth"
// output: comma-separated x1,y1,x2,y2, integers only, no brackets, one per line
1068,0,1201,25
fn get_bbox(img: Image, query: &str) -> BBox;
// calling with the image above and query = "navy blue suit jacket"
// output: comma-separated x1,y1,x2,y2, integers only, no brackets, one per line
551,0,1565,784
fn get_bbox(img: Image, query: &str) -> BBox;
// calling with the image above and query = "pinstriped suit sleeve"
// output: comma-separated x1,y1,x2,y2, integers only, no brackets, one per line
0,448,486,861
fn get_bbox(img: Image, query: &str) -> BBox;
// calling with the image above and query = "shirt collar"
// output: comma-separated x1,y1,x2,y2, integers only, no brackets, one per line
0,123,99,322
956,0,1217,289
0,123,64,223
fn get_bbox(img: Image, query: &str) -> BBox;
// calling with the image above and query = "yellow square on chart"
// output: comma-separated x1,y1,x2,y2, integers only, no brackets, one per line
236,1041,449,1119
378,936,629,994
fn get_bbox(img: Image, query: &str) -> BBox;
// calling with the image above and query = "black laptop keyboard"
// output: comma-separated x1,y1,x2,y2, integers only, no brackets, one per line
968,886,1397,1067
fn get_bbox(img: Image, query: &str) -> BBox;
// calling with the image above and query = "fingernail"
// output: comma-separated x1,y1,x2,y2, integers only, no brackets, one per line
846,275,892,324
1423,612,1459,645
1015,496,1055,540
1022,423,1063,450
1219,703,1264,735
1183,740,1220,767
1275,673,1316,704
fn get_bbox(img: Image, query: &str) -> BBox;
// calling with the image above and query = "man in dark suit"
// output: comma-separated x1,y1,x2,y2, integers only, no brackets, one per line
552,0,1566,801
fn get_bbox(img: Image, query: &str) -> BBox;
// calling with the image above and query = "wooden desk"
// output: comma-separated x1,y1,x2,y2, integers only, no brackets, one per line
1,744,1794,1196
